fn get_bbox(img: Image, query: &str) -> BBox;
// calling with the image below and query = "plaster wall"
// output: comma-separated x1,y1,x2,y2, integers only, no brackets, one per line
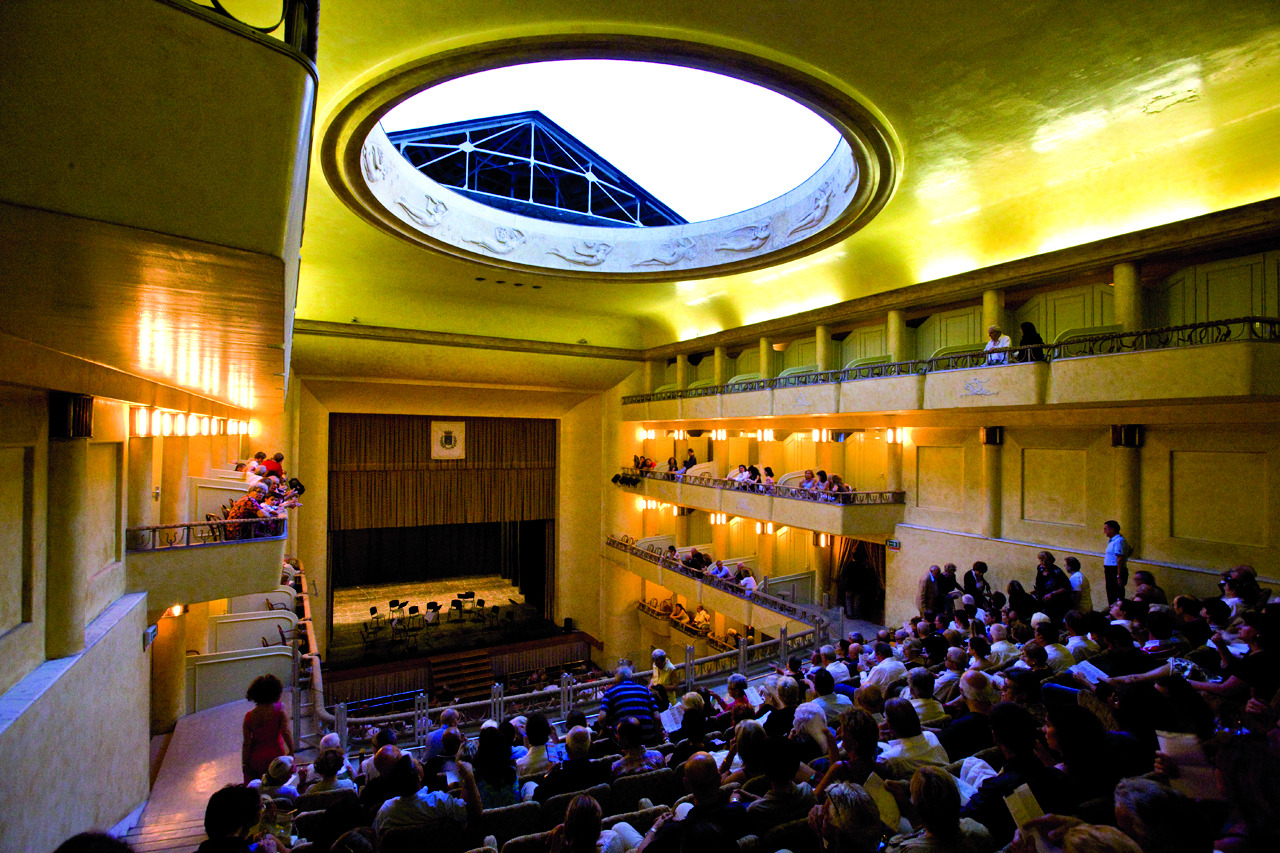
0,387,47,695
0,593,149,852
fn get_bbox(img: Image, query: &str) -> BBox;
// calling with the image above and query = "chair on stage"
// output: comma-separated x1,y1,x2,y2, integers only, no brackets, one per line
424,601,442,628
368,606,384,630
360,622,381,655
448,599,464,621
405,605,424,650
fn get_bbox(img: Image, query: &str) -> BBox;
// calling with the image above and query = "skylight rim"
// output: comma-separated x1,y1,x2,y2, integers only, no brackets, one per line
321,33,901,281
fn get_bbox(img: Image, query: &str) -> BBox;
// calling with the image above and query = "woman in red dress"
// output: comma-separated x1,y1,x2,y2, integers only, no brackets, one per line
242,674,294,784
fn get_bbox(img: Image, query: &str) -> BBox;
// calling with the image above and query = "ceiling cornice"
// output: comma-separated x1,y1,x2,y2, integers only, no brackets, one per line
293,319,646,361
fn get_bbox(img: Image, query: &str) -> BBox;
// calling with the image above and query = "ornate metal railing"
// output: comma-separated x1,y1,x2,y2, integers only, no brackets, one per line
125,516,286,551
606,535,821,625
183,0,319,61
620,316,1280,404
620,467,905,506
636,600,713,637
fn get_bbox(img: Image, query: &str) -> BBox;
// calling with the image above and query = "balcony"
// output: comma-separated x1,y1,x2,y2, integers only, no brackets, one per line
126,517,287,607
621,317,1280,420
605,535,819,630
622,468,906,538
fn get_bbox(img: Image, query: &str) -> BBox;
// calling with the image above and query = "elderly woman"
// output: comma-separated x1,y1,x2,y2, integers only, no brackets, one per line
226,483,270,540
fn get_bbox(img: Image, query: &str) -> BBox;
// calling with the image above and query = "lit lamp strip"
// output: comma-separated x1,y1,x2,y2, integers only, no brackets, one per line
129,407,246,439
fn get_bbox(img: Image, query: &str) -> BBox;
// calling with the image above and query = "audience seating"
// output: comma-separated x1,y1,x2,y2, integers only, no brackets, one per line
610,767,679,813
541,782,611,827
501,828,556,853
602,805,670,834
382,819,467,853
294,787,358,813
741,818,821,853
480,801,544,848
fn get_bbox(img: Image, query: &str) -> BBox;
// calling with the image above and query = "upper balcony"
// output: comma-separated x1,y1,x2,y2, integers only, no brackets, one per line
605,534,822,633
621,317,1280,422
126,517,287,608
620,468,905,538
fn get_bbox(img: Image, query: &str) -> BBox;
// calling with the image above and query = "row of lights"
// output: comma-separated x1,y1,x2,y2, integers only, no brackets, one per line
639,426,907,444
754,522,788,535
130,407,249,438
635,498,679,515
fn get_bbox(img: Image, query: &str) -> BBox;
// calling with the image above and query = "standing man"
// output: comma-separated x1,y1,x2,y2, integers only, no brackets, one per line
599,664,666,745
963,561,991,610
1102,520,1132,604
917,565,944,617
650,649,680,709
682,449,697,471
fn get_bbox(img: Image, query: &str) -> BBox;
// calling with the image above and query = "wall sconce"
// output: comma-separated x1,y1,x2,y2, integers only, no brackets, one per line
811,429,830,442
635,497,646,511
168,604,185,617
711,512,727,525
151,409,163,436
160,412,174,436
766,522,774,535
756,429,775,441
199,416,210,436
131,407,150,437
172,414,186,436
186,414,199,435
885,428,900,444
671,429,686,440
711,429,727,441
211,418,223,436
755,521,763,534
635,427,647,441
813,532,829,547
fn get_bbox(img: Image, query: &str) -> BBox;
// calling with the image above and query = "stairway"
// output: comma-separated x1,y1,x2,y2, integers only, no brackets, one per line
123,814,206,853
430,648,496,703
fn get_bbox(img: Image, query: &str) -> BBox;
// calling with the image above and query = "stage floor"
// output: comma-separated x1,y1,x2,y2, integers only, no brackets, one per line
332,575,525,626
328,575,554,669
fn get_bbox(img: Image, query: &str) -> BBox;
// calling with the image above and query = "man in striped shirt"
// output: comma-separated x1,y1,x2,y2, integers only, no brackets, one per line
599,665,666,746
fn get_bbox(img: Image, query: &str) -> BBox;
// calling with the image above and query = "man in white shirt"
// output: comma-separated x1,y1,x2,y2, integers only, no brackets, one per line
730,465,752,488
1102,519,1131,604
984,325,1012,365
1065,556,1093,612
819,645,851,683
692,605,711,628
862,642,908,691
1063,611,1100,662
878,698,949,770
739,569,758,594
933,647,967,703
988,624,1021,665
1033,623,1074,674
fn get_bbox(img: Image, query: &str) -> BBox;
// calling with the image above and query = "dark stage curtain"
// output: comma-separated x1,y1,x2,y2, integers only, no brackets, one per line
330,519,549,603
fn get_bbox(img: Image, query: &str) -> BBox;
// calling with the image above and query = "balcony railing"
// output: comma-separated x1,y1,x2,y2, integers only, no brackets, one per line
126,516,286,551
622,316,1280,404
622,467,905,506
606,535,822,625
636,600,713,639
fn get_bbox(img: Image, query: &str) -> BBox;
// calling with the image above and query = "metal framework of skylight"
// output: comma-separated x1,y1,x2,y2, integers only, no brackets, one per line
386,111,687,228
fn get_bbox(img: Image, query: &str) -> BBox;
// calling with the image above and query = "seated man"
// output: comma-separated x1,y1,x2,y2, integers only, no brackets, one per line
198,784,284,853
534,726,608,802
811,668,853,725
360,745,403,812
906,668,947,725
610,716,666,779
736,737,817,831
862,642,908,692
692,605,711,628
878,698,949,772
360,727,398,780
515,713,556,777
374,754,481,835
645,752,750,853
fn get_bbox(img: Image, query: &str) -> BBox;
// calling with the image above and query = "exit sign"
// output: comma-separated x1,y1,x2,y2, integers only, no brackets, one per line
886,539,901,551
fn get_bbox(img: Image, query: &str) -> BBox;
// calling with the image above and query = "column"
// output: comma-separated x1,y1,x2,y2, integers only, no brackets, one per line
127,436,156,530
675,509,690,547
160,435,189,525
1113,262,1143,331
713,346,728,386
1113,433,1141,555
815,325,834,371
981,430,1002,540
887,310,910,362
150,608,187,734
675,354,690,390
886,440,904,492
46,438,89,657
759,337,774,379
983,289,1006,336
644,360,662,394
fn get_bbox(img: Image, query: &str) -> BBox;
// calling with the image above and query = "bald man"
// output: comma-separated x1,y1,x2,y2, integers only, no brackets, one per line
643,752,749,853
360,744,403,811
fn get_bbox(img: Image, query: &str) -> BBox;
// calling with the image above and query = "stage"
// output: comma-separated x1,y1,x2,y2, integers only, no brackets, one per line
328,574,557,668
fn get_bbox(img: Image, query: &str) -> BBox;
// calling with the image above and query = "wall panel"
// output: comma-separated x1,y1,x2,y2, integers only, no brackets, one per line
1170,451,1267,547
1020,448,1086,526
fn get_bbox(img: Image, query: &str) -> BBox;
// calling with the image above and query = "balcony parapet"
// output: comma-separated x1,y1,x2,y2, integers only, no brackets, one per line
607,535,820,625
621,316,1280,414
126,518,288,607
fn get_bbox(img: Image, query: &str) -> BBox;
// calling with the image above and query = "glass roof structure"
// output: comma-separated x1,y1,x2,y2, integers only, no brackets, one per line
386,111,687,228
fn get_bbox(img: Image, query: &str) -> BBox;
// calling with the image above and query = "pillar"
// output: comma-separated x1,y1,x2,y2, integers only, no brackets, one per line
1114,445,1141,556
815,325,834,371
759,338,774,379
713,346,728,386
150,608,187,734
982,289,1006,337
981,436,1002,540
1114,262,1143,331
160,435,189,525
887,310,910,363
675,354,690,390
644,360,662,394
886,441,904,492
46,438,89,657
675,510,690,546
127,436,156,530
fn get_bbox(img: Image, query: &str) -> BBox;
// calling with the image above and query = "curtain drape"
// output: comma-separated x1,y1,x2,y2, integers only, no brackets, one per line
328,414,556,530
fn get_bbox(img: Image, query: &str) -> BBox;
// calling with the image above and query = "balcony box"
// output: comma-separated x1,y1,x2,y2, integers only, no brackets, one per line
643,477,681,506
127,521,287,608
649,398,680,421
1047,342,1280,405
683,394,722,420
679,482,723,513
724,489,772,519
924,361,1047,409
840,375,924,412
722,389,772,418
774,382,839,416
772,496,905,538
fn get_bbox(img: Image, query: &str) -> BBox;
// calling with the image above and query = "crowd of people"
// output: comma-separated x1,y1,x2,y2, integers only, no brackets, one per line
226,451,302,539
628,452,857,500
663,547,759,596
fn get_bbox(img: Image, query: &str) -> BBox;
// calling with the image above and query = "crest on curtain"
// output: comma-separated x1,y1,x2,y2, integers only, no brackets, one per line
431,421,466,459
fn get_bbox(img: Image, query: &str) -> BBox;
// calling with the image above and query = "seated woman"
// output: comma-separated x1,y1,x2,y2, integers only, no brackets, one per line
552,793,644,853
226,484,270,540
761,466,776,492
304,747,357,794
666,456,679,472
670,602,692,624
472,726,520,807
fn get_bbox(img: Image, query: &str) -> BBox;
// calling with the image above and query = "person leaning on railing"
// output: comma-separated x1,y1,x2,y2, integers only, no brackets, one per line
226,483,271,540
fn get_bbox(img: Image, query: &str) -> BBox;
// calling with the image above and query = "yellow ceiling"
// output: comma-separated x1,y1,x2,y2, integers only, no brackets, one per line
295,0,1280,355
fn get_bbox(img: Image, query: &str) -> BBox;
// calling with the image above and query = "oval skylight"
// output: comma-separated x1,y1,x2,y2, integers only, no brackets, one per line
326,37,900,279
381,60,844,224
